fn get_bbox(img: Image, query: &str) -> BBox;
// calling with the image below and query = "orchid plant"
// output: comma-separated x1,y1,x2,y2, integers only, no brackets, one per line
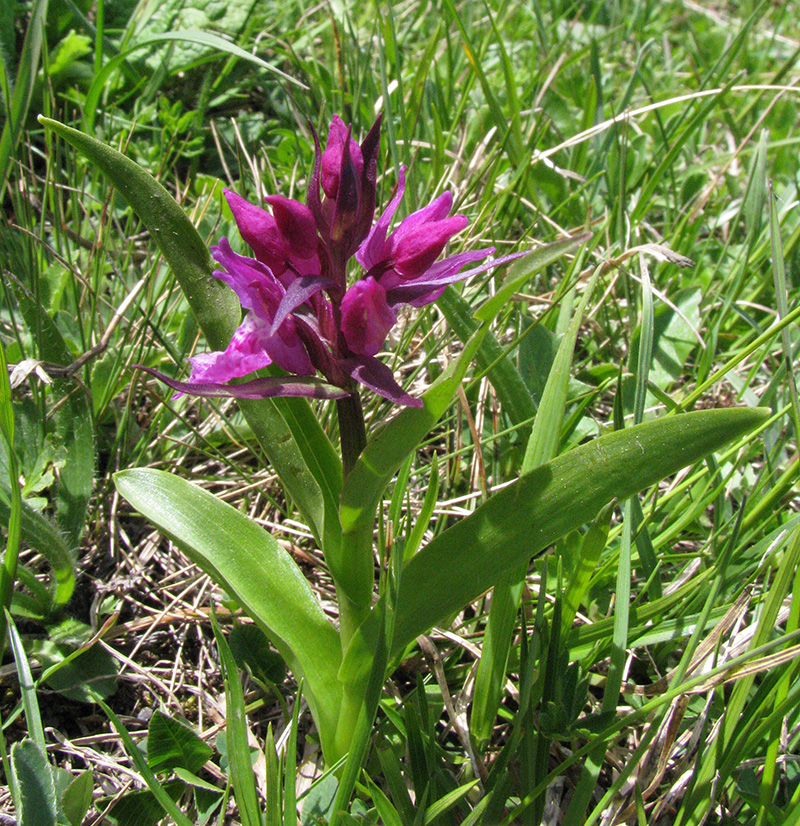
39,112,766,813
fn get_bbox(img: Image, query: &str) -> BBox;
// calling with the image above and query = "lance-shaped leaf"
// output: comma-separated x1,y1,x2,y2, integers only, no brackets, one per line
339,406,769,685
114,468,343,758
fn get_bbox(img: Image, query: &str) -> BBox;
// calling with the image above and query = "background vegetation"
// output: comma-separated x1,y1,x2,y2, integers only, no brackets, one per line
1,0,799,823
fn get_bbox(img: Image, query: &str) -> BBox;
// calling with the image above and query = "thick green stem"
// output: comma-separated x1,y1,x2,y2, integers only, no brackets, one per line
337,392,367,478
335,391,371,649
331,679,369,766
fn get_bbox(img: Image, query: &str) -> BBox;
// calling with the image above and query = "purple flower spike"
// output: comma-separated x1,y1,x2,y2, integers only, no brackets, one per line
321,114,365,200
147,116,537,412
312,114,383,260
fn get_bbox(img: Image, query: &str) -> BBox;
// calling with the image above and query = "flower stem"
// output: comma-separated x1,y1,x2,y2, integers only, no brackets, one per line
337,392,367,477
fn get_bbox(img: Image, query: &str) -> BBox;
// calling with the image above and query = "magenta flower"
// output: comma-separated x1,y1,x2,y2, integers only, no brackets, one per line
142,116,526,410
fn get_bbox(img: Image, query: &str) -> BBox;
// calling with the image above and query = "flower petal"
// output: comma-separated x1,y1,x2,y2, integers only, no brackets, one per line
224,189,289,275
270,275,337,336
137,366,349,400
188,315,273,383
263,195,319,259
340,277,397,356
393,190,455,233
211,238,282,317
343,356,423,407
385,250,532,306
356,165,407,272
391,214,469,279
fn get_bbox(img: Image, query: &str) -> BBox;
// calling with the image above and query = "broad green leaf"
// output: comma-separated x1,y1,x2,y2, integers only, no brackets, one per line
340,407,768,684
301,774,339,826
337,327,487,619
10,739,57,826
394,407,766,652
147,710,214,775
114,467,343,753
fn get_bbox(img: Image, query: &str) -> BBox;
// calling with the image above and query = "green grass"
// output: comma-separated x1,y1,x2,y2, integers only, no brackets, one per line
2,0,800,823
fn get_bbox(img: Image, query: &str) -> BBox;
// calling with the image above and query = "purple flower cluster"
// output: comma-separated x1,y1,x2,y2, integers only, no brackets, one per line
150,115,521,407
